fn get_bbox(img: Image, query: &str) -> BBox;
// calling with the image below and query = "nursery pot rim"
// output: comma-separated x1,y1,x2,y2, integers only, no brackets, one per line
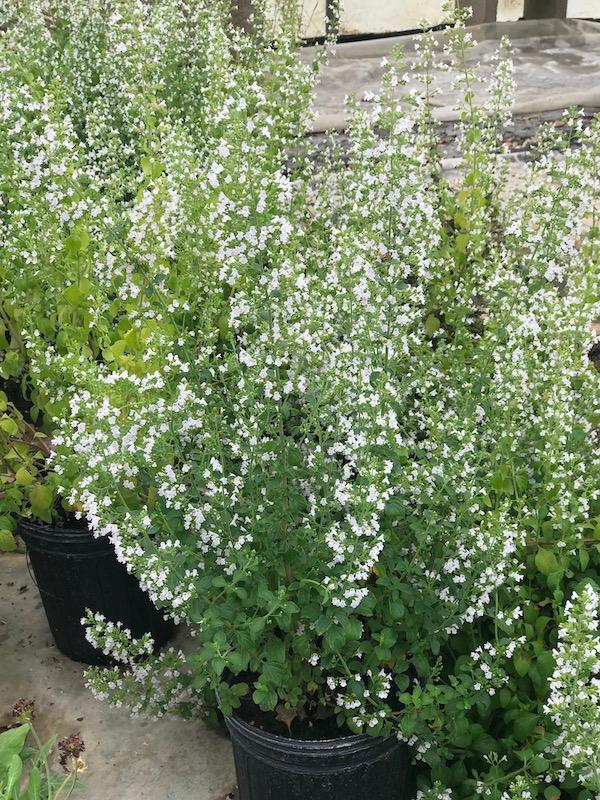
17,516,113,556
224,710,402,774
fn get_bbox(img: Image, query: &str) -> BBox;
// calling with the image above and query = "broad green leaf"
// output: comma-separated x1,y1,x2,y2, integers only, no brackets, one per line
4,753,22,795
492,470,505,494
424,314,440,337
252,686,277,711
455,232,470,254
544,786,561,800
141,156,153,178
65,227,90,254
513,648,531,677
263,638,285,663
210,657,226,675
15,468,33,487
535,548,558,576
0,417,18,436
0,530,17,552
227,651,249,673
512,712,538,740
29,485,54,522
0,724,29,771
63,285,84,305
25,766,41,800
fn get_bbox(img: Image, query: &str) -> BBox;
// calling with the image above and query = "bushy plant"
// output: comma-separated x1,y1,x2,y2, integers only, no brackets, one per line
4,3,600,800
0,0,313,527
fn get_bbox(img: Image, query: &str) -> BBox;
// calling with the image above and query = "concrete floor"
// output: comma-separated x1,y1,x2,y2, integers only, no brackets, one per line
307,18,600,132
0,553,236,800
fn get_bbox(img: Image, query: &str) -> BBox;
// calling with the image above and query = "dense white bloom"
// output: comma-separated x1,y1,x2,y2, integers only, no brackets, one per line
545,585,600,792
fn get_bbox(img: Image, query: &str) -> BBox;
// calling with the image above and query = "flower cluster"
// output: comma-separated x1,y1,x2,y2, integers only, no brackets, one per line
12,698,35,723
57,733,85,772
545,585,600,792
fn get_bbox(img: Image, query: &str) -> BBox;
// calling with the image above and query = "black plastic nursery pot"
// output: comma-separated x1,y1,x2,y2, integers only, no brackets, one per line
225,713,411,800
18,517,174,666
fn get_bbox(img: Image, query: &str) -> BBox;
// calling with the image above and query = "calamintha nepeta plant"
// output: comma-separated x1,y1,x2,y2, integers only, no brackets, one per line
3,2,600,800
545,584,600,794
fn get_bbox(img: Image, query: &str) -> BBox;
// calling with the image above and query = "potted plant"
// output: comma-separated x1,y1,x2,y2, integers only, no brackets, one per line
0,0,279,665
11,3,600,800
0,393,174,664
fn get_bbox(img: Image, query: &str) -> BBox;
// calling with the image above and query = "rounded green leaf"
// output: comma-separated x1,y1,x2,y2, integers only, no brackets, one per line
424,314,441,337
535,548,559,576
0,416,18,436
513,648,531,678
15,467,33,486
30,484,54,522
0,530,17,552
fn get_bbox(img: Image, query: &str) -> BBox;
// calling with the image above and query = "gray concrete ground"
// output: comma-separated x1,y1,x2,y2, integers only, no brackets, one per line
306,18,600,131
0,553,237,800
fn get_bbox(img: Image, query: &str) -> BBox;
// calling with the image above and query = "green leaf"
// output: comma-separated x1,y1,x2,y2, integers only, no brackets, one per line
0,417,18,436
0,530,17,552
141,156,153,178
263,638,286,663
529,755,550,774
492,469,505,494
388,599,404,619
579,547,590,571
65,226,90,254
544,786,561,800
29,484,54,522
286,446,303,467
536,649,555,680
455,232,470,254
262,661,286,684
343,617,363,640
0,724,29,771
424,314,441,338
384,497,403,519
15,467,33,487
227,650,249,673
25,766,41,800
512,712,538,740
210,657,226,675
535,548,558,576
141,158,164,180
5,752,22,795
63,284,85,305
252,685,277,711
0,351,21,379
513,648,531,677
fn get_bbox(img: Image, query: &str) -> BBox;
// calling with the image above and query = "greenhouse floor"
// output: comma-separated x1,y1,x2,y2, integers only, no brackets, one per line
0,553,237,800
